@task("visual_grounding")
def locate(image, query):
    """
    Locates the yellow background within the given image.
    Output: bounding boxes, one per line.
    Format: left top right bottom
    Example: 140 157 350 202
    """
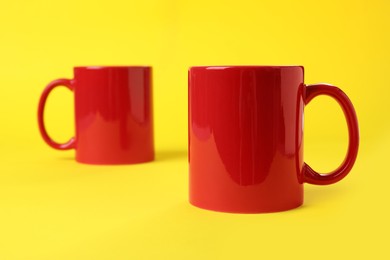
1 0 389 259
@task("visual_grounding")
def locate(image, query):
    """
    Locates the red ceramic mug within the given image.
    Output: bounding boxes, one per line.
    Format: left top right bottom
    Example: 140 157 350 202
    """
38 66 154 164
188 66 359 213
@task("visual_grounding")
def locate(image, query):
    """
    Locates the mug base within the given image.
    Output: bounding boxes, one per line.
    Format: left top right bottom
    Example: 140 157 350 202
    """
189 200 303 214
75 156 154 165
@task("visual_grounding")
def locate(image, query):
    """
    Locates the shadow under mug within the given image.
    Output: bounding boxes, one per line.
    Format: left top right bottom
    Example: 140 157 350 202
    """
38 66 154 165
188 66 359 213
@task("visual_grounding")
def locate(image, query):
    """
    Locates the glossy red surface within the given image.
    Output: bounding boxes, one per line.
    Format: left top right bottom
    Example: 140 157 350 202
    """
38 66 154 164
188 66 359 213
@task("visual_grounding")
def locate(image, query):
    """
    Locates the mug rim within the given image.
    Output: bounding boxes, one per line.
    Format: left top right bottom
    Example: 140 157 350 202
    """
74 66 151 70
189 65 303 70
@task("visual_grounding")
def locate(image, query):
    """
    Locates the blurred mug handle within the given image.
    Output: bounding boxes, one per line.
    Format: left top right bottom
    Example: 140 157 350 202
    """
37 79 75 150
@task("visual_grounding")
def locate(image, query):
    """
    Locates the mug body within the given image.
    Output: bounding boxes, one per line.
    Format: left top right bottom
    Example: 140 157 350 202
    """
73 66 154 164
189 66 305 213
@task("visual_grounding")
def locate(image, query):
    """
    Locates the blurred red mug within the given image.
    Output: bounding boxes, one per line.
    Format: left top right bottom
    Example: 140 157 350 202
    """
38 66 154 164
188 66 359 213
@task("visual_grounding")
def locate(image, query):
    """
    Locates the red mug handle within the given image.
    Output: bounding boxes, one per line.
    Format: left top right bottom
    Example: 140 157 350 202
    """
38 79 75 150
303 84 359 185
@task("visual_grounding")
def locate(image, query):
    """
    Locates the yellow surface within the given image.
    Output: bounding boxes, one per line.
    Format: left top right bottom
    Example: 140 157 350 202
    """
1 0 389 259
